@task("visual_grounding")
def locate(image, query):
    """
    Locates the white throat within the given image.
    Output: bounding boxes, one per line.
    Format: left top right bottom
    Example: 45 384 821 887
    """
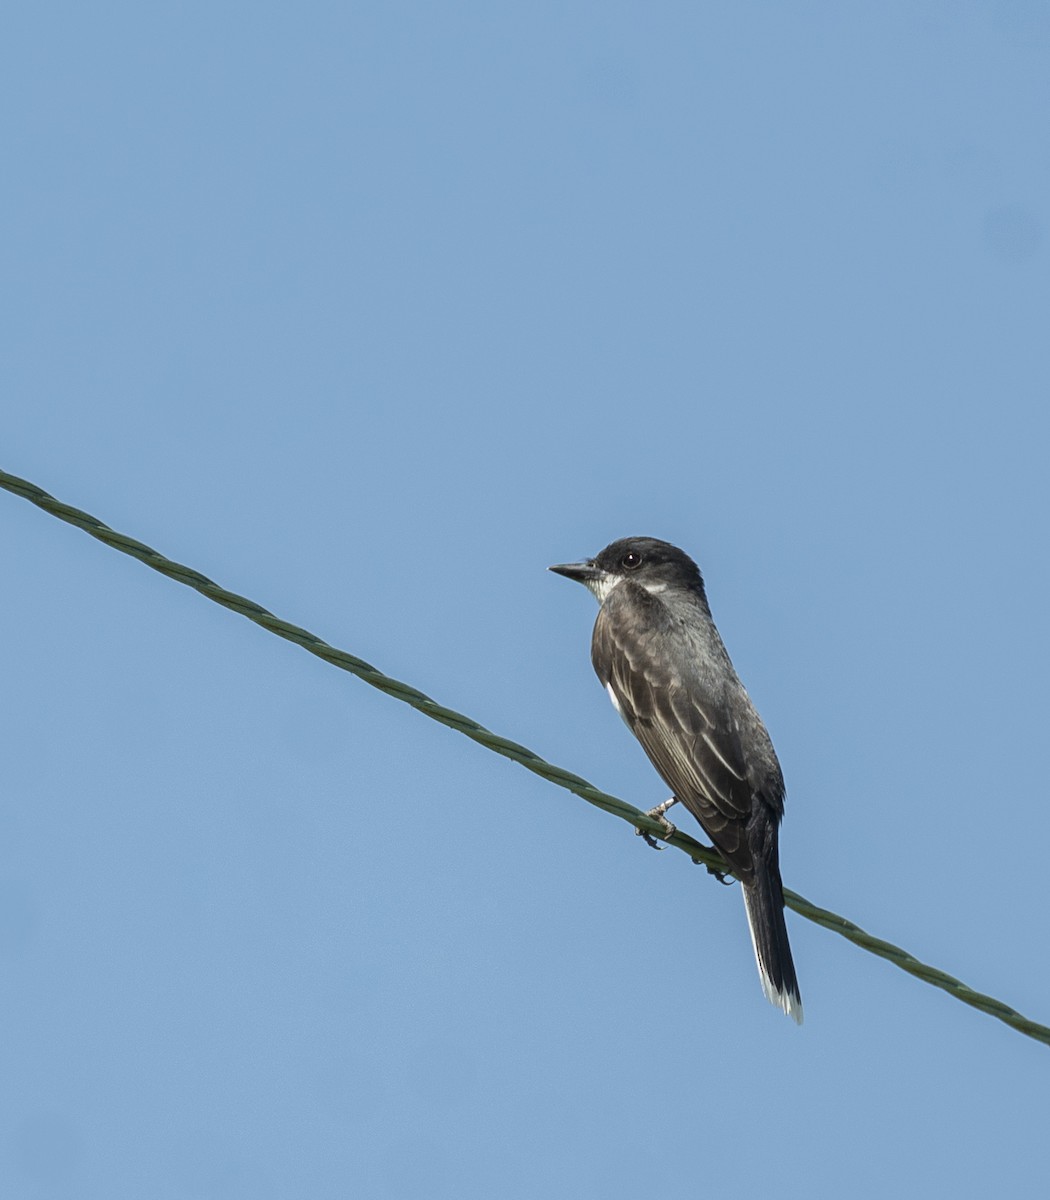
586 572 668 604
584 573 620 604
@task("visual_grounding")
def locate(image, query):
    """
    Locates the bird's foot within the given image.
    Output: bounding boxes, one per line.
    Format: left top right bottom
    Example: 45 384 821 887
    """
635 797 678 850
689 849 734 885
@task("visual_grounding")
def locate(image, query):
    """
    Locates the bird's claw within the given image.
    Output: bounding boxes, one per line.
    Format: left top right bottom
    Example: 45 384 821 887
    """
635 798 678 850
688 851 733 884
637 824 676 850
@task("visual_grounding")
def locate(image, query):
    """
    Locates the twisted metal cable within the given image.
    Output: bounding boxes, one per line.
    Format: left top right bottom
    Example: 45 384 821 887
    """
3 466 1048 1049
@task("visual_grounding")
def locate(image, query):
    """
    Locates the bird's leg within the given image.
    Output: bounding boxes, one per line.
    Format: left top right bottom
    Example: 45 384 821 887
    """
636 796 678 849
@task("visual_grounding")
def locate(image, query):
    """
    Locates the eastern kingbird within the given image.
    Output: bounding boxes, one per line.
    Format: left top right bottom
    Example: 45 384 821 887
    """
550 537 803 1023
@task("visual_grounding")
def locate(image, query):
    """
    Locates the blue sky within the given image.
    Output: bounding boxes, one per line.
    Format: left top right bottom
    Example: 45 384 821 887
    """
4 3 1050 1197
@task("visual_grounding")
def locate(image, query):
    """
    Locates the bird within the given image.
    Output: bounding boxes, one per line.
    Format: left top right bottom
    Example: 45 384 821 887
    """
549 536 803 1022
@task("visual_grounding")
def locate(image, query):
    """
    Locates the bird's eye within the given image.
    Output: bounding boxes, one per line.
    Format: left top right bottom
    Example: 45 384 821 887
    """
621 550 642 570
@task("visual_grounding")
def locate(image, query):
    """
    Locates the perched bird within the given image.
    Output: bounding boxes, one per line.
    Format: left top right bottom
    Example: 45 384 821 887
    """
550 536 802 1022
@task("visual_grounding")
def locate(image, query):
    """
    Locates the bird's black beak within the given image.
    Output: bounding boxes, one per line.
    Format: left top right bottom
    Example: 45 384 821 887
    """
548 558 600 584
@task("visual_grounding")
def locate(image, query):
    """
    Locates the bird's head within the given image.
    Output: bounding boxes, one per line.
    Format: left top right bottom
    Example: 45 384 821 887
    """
549 536 705 604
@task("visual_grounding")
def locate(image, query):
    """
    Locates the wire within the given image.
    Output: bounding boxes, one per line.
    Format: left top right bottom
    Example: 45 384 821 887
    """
3 465 1048 1048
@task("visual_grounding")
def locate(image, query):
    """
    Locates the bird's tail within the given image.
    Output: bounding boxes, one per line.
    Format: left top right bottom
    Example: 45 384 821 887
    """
741 864 803 1024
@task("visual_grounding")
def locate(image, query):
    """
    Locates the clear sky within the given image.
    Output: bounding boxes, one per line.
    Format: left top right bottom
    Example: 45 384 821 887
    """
4 4 1050 1197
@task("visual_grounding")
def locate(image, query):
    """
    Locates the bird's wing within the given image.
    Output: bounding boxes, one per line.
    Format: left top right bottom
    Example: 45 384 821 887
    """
593 596 756 875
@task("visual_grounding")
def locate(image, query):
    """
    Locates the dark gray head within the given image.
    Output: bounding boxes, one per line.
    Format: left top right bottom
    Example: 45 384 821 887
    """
549 536 706 605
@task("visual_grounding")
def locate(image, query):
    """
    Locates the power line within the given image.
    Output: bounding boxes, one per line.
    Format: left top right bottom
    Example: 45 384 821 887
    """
3 465 1048 1049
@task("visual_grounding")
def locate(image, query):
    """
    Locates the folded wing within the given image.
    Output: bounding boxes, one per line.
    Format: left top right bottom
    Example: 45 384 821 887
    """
593 590 758 878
